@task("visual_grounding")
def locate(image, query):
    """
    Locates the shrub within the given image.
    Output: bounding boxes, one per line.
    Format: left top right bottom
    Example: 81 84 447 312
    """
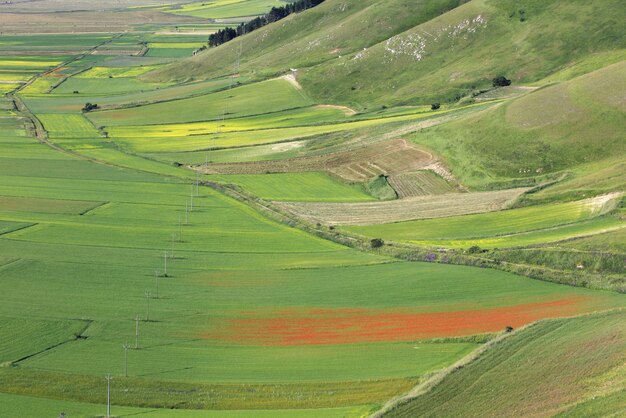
431 103 441 110
467 245 482 254
492 76 512 87
82 102 99 112
370 238 385 249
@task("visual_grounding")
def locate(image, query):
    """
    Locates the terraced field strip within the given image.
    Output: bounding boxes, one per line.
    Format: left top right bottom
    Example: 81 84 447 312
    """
75 66 162 78
409 217 626 249
208 172 375 202
19 76 60 94
52 76 170 95
37 113 100 138
0 196 104 215
88 78 314 127
198 139 435 182
162 0 286 19
0 392 368 418
275 188 528 226
345 193 625 248
388 170 457 198
21 76 243 113
106 110 449 151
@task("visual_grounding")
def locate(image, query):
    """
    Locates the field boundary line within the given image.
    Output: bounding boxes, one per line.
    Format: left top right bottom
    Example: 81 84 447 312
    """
11 319 93 367
78 201 110 216
0 258 23 272
0 223 37 238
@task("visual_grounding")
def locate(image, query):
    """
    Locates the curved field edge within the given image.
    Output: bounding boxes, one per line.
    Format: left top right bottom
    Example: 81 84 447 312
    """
375 309 626 418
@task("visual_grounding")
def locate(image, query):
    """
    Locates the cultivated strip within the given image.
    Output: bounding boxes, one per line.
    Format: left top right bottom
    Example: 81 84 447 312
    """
275 188 529 226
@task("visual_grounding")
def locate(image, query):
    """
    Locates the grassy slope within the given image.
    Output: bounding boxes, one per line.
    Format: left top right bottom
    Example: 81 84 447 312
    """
409 61 626 189
300 0 626 108
148 0 625 110
383 310 626 418
146 0 466 83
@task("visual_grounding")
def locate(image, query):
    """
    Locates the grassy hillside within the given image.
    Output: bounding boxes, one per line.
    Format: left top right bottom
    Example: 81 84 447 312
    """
409 61 626 189
148 0 625 109
146 0 466 82
300 0 626 107
382 310 626 417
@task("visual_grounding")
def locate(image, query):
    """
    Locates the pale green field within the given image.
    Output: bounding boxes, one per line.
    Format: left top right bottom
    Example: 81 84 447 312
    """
164 0 286 19
38 114 100 138
76 66 163 79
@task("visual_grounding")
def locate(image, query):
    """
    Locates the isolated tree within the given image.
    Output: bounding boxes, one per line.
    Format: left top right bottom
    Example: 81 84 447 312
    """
431 103 441 110
82 102 99 112
467 245 482 254
492 76 512 87
370 238 384 249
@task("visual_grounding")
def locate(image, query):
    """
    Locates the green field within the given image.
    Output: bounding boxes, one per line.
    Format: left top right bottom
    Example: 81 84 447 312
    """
53 77 169 95
88 78 314 126
38 114 100 138
162 0 286 19
22 76 242 113
209 172 375 202
20 76 60 94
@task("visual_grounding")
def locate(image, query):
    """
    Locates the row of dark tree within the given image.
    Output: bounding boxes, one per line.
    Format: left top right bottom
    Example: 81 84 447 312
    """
208 0 325 47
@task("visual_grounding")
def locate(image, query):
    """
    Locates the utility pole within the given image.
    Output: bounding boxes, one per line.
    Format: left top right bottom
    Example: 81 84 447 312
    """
145 290 152 322
190 189 194 212
134 315 140 349
185 202 189 224
123 342 130 377
154 270 159 299
171 233 175 259
105 374 112 418
164 250 168 276
178 215 182 241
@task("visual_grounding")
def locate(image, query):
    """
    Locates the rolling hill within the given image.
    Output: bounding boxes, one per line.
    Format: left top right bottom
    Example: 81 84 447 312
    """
147 0 626 109
409 61 626 190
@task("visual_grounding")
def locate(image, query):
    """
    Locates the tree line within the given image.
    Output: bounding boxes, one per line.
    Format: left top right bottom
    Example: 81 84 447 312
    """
208 0 325 47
